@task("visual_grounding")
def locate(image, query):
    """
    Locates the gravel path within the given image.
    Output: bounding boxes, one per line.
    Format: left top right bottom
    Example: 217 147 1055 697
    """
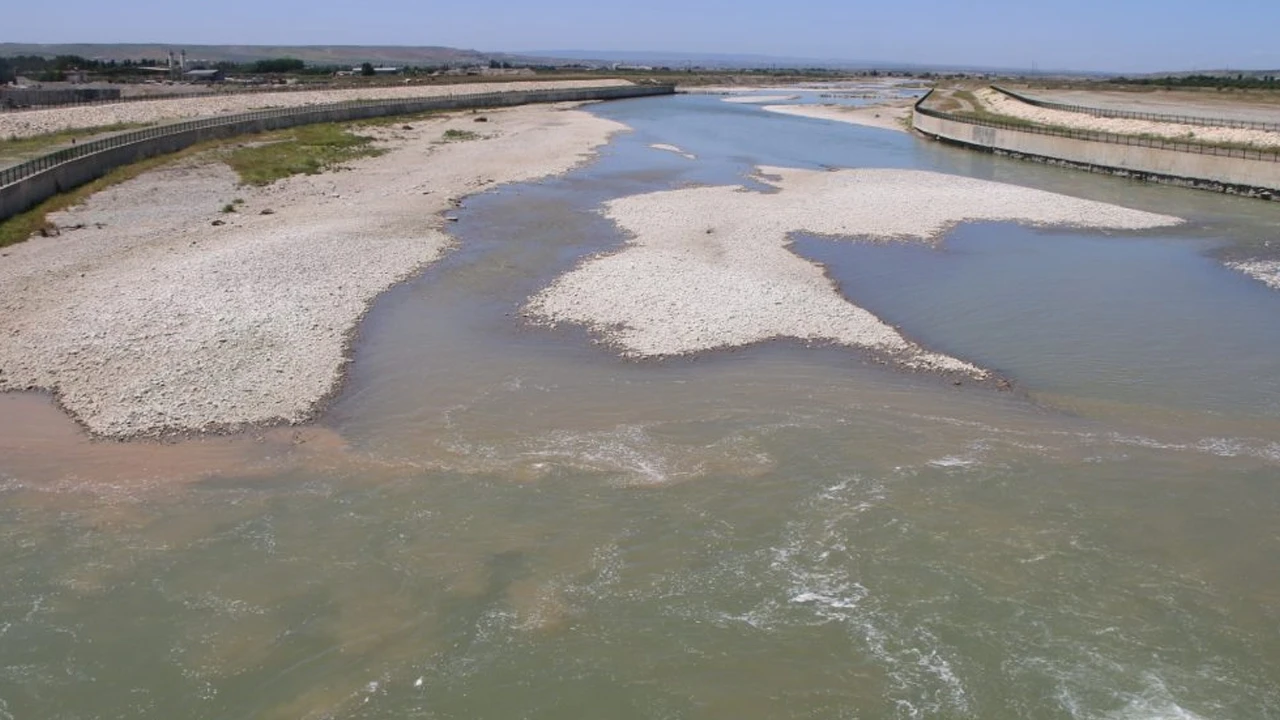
0 99 627 437
974 88 1280 148
525 167 1182 371
0 79 633 139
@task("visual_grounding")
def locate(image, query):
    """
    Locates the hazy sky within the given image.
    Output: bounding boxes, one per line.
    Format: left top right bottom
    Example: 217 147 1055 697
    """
5 0 1278 73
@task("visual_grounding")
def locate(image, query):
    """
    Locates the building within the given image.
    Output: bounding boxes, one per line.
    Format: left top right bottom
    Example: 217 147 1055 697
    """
184 68 225 83
349 66 402 75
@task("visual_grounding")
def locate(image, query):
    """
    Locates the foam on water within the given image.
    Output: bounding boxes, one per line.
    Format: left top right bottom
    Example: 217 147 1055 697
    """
434 422 778 486
766 477 972 718
1060 672 1213 720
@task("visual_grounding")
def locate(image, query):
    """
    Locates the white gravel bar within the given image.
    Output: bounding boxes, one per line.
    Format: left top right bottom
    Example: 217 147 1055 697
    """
526 167 1182 371
0 99 628 437
649 143 696 159
0 79 634 139
1228 260 1280 290
974 88 1280 148
762 102 912 133
721 95 800 104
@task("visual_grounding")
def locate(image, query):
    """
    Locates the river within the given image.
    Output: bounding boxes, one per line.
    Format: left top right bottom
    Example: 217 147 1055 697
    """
1 92 1278 720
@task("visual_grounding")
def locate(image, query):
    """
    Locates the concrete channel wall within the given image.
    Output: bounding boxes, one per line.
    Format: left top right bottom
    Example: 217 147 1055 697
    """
912 94 1280 200
0 84 674 222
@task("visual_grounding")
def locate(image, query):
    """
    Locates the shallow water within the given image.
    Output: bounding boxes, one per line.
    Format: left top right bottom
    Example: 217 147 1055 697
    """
797 224 1280 418
2 93 1280 720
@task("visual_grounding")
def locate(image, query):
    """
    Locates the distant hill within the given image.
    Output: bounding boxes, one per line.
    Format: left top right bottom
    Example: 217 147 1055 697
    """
0 43 546 67
521 49 1113 76
525 49 912 70
3 43 1165 76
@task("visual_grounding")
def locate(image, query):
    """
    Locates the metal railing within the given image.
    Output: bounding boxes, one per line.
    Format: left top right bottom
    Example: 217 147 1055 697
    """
0 85 673 191
913 90 1280 163
990 85 1280 132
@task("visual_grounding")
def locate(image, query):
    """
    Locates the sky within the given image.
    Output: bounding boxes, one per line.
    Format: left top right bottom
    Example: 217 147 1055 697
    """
4 0 1279 74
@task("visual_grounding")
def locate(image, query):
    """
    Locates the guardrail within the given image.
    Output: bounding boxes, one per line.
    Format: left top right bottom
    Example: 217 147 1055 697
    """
913 89 1280 162
990 85 1280 133
0 84 674 217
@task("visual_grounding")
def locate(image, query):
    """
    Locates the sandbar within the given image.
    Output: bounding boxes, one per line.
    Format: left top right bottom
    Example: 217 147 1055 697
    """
722 95 801 104
525 167 1182 371
649 143 696 159
762 101 914 133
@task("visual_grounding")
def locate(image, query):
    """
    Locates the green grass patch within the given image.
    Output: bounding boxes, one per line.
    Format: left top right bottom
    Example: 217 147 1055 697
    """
223 123 385 186
440 128 480 143
952 89 981 110
0 123 149 163
348 109 449 128
930 97 962 112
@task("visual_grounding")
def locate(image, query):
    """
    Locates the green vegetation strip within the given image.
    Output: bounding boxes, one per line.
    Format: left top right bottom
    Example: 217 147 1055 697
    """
440 128 480 142
223 123 385 186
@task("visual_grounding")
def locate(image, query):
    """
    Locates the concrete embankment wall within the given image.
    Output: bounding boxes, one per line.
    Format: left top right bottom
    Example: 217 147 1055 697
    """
912 107 1280 199
0 84 673 222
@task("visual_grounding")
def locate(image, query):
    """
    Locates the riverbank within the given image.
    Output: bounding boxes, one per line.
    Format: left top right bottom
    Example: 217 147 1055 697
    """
973 88 1280 148
0 102 628 438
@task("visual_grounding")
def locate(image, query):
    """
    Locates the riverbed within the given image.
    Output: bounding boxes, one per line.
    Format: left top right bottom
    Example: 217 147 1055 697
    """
2 92 1279 720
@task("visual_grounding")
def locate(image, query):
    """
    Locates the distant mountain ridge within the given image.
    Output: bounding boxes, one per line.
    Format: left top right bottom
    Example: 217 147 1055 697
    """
0 42 1060 73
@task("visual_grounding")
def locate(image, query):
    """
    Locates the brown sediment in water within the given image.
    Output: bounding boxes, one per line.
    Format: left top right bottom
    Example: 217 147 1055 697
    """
0 391 351 490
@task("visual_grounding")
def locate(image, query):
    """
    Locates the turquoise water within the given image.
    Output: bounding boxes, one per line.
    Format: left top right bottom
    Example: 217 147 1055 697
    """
2 93 1280 720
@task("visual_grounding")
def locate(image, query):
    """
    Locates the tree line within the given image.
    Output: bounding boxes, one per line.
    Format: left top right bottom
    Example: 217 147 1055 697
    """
1110 74 1280 89
0 54 532 83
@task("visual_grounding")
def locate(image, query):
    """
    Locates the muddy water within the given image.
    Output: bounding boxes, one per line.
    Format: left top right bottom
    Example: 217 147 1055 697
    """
2 94 1280 719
